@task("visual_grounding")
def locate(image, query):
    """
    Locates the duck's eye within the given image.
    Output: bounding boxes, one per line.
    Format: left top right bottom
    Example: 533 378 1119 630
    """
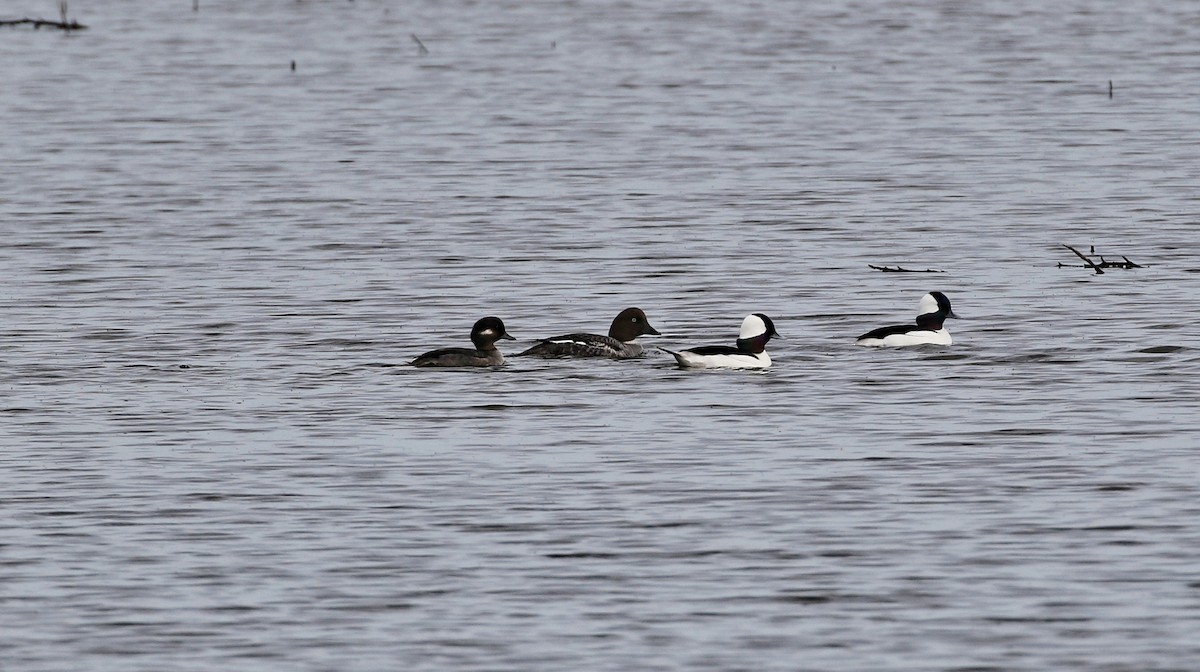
631 317 639 322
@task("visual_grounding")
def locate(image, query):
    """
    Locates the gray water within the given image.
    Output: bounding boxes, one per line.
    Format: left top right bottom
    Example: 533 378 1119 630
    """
3 1 1199 670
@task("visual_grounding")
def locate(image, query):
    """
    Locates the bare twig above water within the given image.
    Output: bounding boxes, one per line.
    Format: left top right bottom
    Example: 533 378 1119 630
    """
1062 244 1104 274
1059 244 1144 273
868 264 945 273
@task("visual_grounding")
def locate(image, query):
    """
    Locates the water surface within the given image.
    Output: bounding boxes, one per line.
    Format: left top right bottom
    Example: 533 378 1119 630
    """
2 1 1199 670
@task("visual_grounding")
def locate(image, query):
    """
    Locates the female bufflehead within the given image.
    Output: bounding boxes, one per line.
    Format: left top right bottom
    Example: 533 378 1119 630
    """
411 316 516 367
856 292 958 347
660 313 780 369
516 307 661 359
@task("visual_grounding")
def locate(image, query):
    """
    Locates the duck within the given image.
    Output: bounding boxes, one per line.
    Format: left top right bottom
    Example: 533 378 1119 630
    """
516 307 661 359
856 292 958 347
660 313 780 369
411 316 515 367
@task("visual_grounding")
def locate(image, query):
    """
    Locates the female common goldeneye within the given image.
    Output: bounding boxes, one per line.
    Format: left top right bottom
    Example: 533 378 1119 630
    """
411 316 516 367
660 313 780 369
856 292 958 347
516 307 661 359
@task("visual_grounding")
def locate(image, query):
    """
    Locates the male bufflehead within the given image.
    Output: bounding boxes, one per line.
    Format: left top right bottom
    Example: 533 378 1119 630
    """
516 307 661 359
411 316 516 367
660 313 780 369
856 292 958 347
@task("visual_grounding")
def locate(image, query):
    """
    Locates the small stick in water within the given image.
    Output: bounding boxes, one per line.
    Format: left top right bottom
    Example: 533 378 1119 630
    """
0 17 86 29
868 264 944 273
411 33 429 55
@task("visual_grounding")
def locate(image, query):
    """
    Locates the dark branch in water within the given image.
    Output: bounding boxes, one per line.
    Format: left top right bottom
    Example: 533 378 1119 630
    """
1062 244 1104 274
868 264 945 273
411 33 429 55
1059 244 1144 273
0 17 87 30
